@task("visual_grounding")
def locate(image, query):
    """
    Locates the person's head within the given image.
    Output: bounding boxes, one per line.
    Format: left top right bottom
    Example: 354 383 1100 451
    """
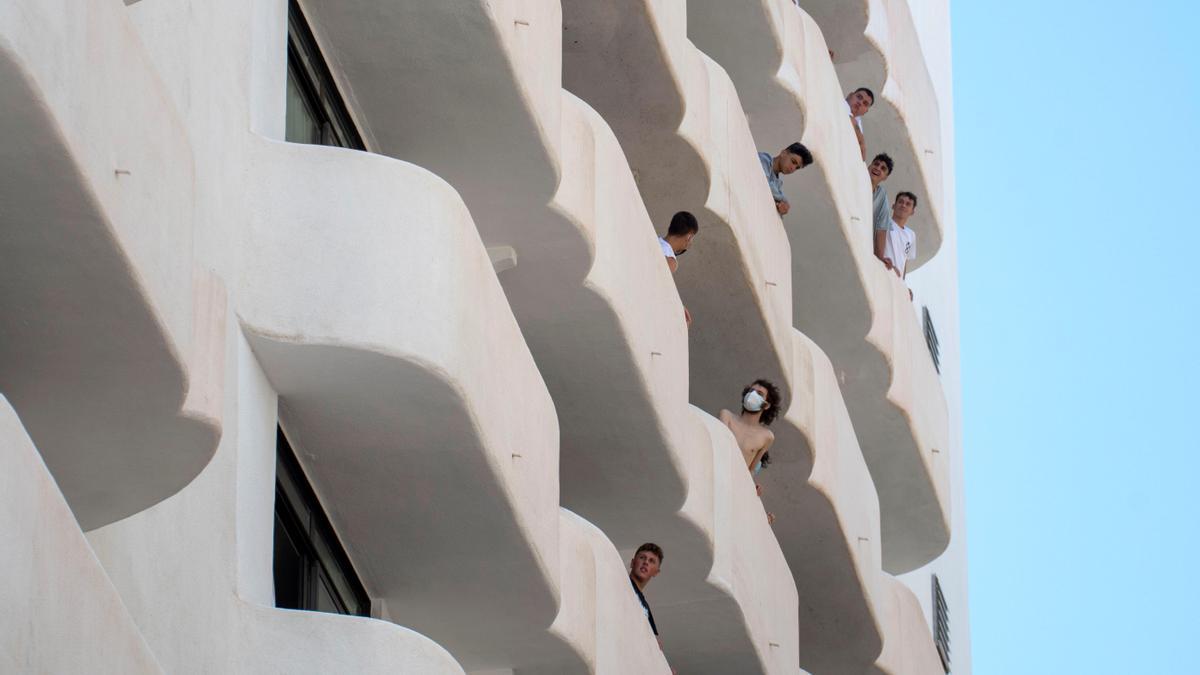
775 142 813 175
630 543 663 586
741 379 782 426
759 451 772 469
892 191 917 223
665 211 699 255
868 153 894 184
846 87 875 117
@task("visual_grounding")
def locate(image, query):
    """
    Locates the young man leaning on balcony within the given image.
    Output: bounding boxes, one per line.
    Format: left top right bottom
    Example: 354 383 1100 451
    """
757 142 813 216
844 87 875 160
720 379 780 524
883 191 919 300
659 211 699 327
630 543 678 673
868 153 895 261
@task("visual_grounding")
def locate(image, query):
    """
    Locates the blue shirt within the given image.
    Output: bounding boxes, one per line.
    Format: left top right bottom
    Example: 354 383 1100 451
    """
873 183 891 232
758 151 788 205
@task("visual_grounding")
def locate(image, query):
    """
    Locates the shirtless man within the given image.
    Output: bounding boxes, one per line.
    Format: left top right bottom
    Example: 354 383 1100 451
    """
719 379 780 470
720 380 781 523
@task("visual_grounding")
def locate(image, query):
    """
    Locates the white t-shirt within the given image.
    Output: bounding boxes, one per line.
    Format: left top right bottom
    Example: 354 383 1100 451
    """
842 99 864 133
883 220 917 277
659 237 676 261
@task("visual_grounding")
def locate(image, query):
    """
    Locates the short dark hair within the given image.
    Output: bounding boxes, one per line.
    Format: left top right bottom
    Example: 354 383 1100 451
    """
759 451 772 469
785 142 813 167
853 87 875 105
636 542 664 564
872 153 894 175
742 379 782 426
895 191 918 209
667 211 699 237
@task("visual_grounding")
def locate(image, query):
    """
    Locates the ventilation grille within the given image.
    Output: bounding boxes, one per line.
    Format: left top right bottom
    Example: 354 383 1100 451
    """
933 574 951 673
923 306 942 373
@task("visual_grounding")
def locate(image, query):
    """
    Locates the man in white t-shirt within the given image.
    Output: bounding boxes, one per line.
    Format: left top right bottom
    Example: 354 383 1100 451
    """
659 211 698 325
882 191 918 299
844 87 875 161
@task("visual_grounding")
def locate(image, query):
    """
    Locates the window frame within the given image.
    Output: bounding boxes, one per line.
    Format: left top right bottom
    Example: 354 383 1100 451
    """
286 0 365 150
273 425 370 617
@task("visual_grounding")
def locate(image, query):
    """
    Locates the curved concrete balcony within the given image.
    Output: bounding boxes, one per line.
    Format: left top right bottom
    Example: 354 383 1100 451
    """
0 396 163 674
0 0 222 530
871 576 945 675
561 0 796 410
687 0 951 574
757 330 887 673
239 139 582 672
237 603 466 674
295 3 802 672
797 0 945 268
533 510 671 675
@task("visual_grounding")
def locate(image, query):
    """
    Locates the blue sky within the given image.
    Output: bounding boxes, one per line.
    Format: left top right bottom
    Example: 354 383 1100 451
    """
956 1 1200 673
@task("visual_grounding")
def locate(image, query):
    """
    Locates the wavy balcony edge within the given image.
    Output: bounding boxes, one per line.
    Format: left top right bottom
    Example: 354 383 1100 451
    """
0 0 222 530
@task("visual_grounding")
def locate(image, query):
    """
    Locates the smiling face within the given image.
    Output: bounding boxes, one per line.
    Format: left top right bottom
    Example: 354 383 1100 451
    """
630 549 661 586
868 157 891 182
847 89 873 117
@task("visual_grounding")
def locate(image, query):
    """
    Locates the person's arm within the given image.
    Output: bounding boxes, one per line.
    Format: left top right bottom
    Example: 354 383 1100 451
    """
666 256 678 273
852 117 867 161
874 228 888 262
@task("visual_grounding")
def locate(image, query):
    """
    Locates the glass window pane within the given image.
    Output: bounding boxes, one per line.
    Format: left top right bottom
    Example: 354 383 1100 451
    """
315 572 347 614
273 510 306 610
285 69 321 145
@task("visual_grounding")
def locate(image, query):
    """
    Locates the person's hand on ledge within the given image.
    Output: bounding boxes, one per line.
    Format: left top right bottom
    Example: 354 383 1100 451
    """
775 200 790 216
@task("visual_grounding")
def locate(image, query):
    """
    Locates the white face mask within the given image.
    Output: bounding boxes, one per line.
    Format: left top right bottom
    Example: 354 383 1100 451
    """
743 390 766 412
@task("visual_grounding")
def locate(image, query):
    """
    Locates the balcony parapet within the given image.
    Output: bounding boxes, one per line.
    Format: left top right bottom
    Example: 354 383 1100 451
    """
0 396 164 674
688 0 950 574
533 510 672 675
235 603 466 675
798 0 945 268
0 0 222 530
871 575 945 675
240 139 581 671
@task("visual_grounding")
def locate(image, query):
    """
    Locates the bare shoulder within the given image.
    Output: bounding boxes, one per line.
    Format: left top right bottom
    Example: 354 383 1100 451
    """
719 409 734 424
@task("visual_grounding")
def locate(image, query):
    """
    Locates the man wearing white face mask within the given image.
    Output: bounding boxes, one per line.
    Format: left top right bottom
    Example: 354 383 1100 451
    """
719 379 779 468
720 380 780 523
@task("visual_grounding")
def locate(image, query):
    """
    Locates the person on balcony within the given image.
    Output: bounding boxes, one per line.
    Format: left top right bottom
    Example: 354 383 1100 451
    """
720 379 780 523
630 542 676 672
845 87 875 161
660 210 698 326
869 153 895 261
883 191 919 300
758 143 813 216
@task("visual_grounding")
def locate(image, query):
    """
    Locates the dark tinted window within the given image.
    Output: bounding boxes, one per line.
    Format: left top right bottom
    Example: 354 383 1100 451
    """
273 426 369 616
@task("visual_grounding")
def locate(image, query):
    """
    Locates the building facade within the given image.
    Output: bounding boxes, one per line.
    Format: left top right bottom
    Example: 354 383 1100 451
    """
0 0 968 673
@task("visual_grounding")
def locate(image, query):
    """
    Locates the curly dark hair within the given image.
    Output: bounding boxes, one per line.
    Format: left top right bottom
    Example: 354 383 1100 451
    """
742 379 782 426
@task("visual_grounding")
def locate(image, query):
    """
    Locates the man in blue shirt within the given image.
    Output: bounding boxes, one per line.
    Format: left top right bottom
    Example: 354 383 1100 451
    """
757 142 813 216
